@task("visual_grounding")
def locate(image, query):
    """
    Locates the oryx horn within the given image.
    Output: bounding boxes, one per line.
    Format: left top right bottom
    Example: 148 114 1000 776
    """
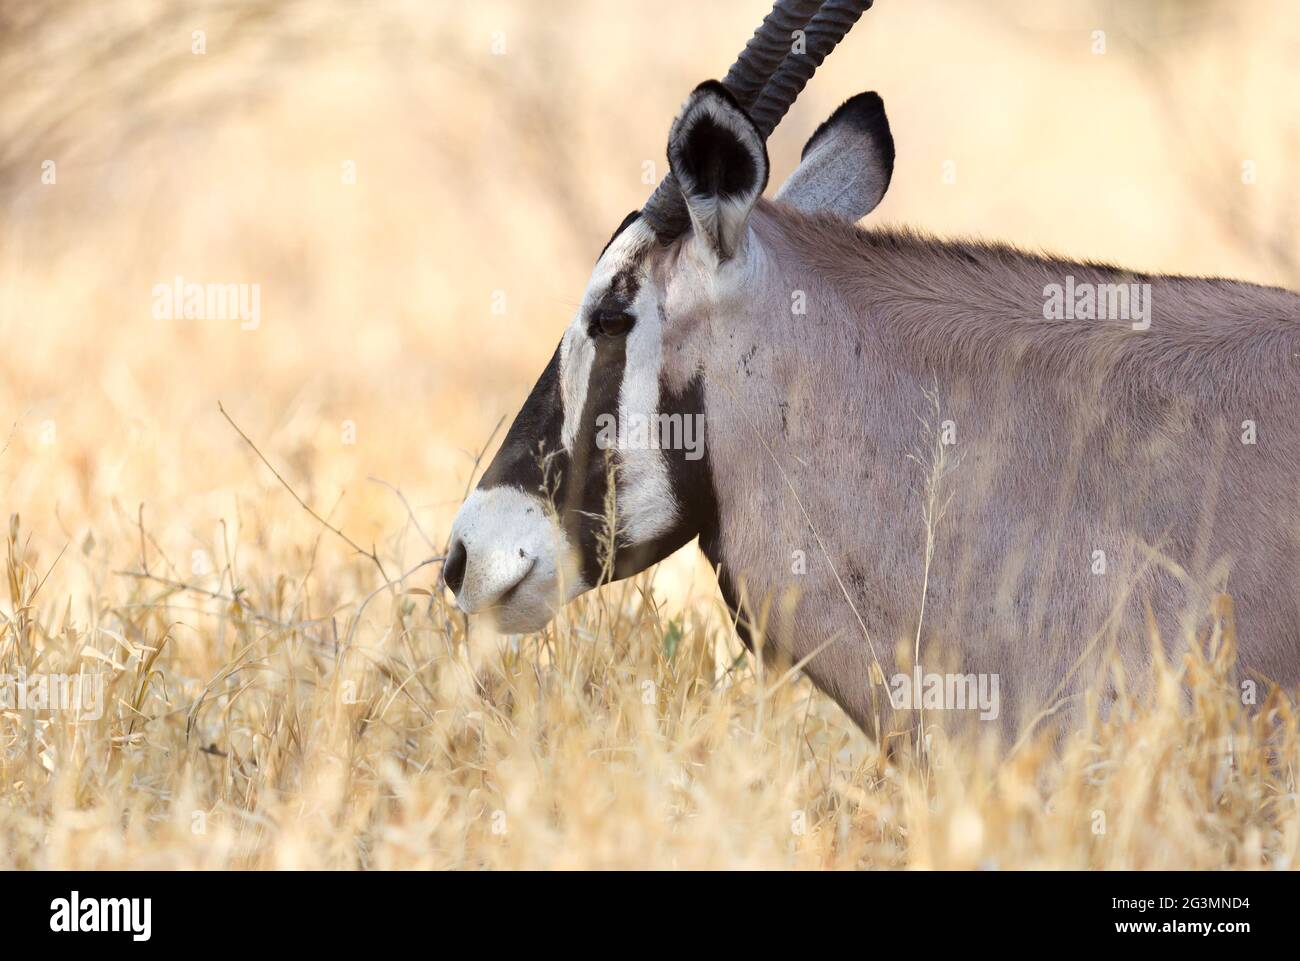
641 0 874 239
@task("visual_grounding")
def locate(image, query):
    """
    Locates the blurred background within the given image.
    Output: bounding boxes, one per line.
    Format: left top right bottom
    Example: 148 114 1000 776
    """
3 0 1298 610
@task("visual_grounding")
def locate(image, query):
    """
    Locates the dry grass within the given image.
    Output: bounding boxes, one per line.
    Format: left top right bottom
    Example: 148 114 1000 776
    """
3 0 1299 869
2 507 1298 869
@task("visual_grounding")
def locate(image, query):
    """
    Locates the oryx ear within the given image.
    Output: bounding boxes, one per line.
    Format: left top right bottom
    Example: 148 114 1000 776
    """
667 80 769 261
775 92 894 222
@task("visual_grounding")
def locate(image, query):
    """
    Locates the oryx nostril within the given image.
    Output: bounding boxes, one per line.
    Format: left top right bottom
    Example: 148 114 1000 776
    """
443 538 468 596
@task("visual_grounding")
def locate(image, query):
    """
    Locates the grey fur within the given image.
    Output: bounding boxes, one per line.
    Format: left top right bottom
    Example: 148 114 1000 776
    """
671 200 1300 738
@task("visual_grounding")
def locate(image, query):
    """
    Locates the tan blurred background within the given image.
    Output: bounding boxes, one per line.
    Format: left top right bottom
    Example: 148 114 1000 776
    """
3 0 1298 609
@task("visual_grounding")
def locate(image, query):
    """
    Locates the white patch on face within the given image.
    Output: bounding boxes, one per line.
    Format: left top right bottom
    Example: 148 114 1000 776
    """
559 327 593 454
447 486 586 634
613 282 678 544
558 217 678 547
559 217 652 452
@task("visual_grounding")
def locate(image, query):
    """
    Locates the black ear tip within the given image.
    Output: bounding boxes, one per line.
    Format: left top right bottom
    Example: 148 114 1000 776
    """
848 91 894 165
847 91 886 119
802 90 894 167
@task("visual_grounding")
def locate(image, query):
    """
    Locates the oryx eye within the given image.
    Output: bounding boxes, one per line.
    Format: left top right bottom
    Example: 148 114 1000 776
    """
595 310 634 337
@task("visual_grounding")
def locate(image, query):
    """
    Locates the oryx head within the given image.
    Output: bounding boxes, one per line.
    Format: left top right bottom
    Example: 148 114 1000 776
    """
443 0 894 633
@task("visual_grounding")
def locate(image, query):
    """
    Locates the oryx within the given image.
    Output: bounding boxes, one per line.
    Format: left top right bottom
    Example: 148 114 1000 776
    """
443 0 1300 737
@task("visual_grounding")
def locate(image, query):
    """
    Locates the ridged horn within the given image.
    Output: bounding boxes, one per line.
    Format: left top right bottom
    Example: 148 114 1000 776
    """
641 0 824 239
641 0 873 240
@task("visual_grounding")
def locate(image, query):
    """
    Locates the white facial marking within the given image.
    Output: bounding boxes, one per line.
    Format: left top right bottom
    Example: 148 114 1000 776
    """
560 217 654 453
559 327 593 453
612 282 677 543
560 217 678 545
447 486 585 634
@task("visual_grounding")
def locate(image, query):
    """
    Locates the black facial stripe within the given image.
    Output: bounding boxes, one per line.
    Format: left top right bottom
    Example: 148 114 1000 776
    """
605 371 718 577
478 344 569 495
566 330 628 588
645 373 749 651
